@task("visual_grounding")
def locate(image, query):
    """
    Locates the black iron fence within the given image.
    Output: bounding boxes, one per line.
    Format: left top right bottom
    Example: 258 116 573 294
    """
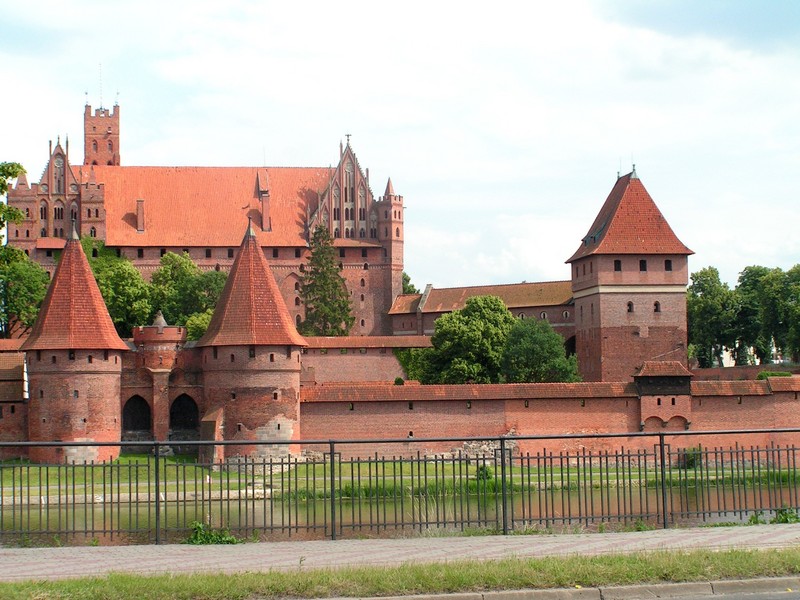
2 429 800 546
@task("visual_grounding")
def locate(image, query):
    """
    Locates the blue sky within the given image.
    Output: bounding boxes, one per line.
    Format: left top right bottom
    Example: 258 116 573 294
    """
2 0 799 290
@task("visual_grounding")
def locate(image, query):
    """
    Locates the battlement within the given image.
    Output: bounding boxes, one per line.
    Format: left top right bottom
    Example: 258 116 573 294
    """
133 325 187 345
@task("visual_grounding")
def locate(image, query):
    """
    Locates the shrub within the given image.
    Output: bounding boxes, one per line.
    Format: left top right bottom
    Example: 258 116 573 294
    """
756 370 792 380
184 521 242 545
675 447 702 470
394 377 405 385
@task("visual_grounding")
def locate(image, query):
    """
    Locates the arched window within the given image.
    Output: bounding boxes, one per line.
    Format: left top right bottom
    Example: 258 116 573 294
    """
627 301 634 313
294 282 300 291
294 297 300 306
107 141 113 152
296 314 301 326
54 203 64 220
395 227 400 238
40 203 48 220
363 263 368 270
95 209 99 218
359 228 365 238
334 228 340 238
360 278 365 287
70 203 78 222
25 208 30 218
40 228 47 237
90 226 97 238
92 140 98 152
540 311 547 320
654 301 661 313
87 208 91 218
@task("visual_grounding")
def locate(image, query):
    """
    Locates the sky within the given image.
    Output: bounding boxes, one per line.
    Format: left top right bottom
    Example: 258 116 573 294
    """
1 0 799 290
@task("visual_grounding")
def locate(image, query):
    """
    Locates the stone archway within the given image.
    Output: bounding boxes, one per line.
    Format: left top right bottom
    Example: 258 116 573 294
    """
122 395 153 449
169 394 200 453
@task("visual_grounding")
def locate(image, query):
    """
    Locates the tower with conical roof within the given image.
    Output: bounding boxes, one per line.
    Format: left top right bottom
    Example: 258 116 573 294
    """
567 170 693 382
21 226 129 463
198 223 307 459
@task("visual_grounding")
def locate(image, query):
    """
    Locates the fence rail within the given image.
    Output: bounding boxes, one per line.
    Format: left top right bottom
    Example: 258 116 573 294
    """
2 429 800 545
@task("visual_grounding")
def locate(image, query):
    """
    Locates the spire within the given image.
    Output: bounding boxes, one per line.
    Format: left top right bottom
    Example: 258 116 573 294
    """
70 219 79 240
567 172 693 263
198 225 306 347
20 234 128 351
384 177 394 197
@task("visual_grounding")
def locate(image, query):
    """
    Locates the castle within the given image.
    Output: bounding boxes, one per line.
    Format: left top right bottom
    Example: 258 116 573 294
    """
2 104 799 463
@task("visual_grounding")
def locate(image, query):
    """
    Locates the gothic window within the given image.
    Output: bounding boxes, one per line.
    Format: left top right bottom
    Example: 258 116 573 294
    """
614 259 621 272
334 208 340 220
95 209 99 218
90 227 97 238
40 228 47 237
25 208 30 218
54 203 64 220
107 141 113 152
25 230 29 238
563 310 570 319
294 282 300 291
92 141 98 152
363 263 368 270
627 301 634 313
70 203 77 222
296 314 301 326
334 228 340 238
40 203 48 220
665 259 673 271
360 278 365 287
654 301 661 313
295 297 300 306
359 228 365 238
395 227 400 238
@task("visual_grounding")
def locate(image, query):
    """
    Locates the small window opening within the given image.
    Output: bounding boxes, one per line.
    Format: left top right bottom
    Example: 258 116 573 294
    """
657 398 662 406
249 346 256 358
68 350 75 360
408 402 414 410
295 248 301 258
228 248 234 258
665 259 673 271
671 397 676 406
73 390 79 398
654 301 661 313
272 248 279 258
270 353 275 362
348 402 354 411
205 249 212 258
639 259 647 272
627 301 634 313
273 391 279 400
614 259 621 272
230 354 235 362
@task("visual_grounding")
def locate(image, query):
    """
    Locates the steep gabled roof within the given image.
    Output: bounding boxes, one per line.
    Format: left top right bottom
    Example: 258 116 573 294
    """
20 232 128 351
636 361 693 378
568 172 693 262
197 225 306 347
78 166 331 247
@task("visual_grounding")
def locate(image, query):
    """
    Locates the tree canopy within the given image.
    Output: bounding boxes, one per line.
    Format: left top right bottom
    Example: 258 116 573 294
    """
402 272 419 294
501 317 580 383
299 226 353 336
0 162 26 243
0 246 49 338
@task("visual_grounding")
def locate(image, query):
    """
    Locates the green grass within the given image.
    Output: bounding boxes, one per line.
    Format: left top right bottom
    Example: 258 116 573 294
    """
1 548 800 599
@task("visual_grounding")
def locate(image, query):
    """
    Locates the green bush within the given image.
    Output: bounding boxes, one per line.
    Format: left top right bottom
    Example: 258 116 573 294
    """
183 521 242 545
675 447 702 470
756 370 792 380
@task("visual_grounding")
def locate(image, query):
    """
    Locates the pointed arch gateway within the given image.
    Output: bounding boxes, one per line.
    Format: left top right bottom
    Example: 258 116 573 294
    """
122 395 152 445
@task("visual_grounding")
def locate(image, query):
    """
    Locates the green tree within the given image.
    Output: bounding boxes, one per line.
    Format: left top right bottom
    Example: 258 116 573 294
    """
416 295 516 384
151 252 227 326
81 238 152 337
0 247 48 337
402 272 419 294
185 308 214 341
732 266 772 364
501 318 580 383
299 226 354 336
687 267 735 368
0 162 25 242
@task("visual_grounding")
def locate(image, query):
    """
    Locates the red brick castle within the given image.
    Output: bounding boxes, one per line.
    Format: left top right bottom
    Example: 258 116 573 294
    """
3 104 799 463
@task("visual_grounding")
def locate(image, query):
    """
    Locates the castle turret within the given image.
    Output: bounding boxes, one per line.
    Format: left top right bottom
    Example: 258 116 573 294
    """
198 223 306 459
567 170 693 382
21 226 128 463
375 177 404 325
83 103 120 166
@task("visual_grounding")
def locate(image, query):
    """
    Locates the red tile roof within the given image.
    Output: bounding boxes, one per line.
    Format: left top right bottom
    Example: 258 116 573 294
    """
35 238 66 250
302 381 638 403
568 173 693 262
0 339 24 352
0 354 24 381
765 376 800 392
636 361 693 377
388 294 422 315
20 235 128 351
198 226 307 347
389 282 573 315
80 166 331 248
304 336 431 349
690 380 771 396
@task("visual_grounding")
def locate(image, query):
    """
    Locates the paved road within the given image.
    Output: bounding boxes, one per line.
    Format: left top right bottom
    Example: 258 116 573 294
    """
2 523 800 598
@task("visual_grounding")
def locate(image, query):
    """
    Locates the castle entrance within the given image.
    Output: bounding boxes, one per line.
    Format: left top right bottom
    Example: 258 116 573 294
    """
121 395 152 451
169 394 200 455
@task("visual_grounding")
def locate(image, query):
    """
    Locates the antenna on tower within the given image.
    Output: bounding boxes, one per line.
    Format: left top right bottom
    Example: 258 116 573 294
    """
115 89 119 106
98 63 103 109
84 90 89 106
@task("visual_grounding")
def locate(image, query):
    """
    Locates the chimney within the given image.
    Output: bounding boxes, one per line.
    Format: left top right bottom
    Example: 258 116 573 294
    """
136 199 145 232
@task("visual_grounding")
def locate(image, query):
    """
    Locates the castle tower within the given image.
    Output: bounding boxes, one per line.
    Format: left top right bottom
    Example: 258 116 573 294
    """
198 223 307 460
567 170 693 382
20 226 129 463
83 103 120 166
375 177 405 305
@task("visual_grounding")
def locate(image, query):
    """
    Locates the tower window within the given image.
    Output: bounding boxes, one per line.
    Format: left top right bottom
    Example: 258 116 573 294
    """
614 259 621 272
627 301 634 313
294 282 300 291
654 301 661 313
360 278 365 287
665 259 673 271
639 259 647 272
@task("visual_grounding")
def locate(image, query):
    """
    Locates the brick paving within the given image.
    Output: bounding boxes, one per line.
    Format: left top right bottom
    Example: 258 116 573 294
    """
2 524 800 583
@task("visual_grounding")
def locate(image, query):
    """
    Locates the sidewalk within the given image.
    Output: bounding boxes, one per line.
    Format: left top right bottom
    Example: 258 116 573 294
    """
2 523 800 584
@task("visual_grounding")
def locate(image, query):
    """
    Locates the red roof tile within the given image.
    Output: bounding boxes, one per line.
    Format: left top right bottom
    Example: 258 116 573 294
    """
35 238 67 250
393 282 572 315
568 173 693 262
388 294 422 315
198 226 307 347
20 235 128 351
302 381 638 403
636 361 693 377
690 380 771 396
0 339 24 352
304 336 431 349
80 166 331 248
0 354 24 381
765 376 800 392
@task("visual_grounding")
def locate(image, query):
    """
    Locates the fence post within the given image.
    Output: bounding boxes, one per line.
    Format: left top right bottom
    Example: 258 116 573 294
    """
658 433 669 529
329 441 337 540
500 437 508 535
154 441 161 544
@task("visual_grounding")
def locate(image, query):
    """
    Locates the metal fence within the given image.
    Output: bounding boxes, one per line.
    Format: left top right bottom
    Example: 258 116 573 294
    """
2 429 800 546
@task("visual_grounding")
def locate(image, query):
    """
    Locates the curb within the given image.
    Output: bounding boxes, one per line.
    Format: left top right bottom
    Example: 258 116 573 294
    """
328 577 800 600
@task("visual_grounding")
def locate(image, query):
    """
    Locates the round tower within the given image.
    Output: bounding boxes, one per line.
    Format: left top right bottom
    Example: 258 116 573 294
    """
21 227 129 463
197 224 306 461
